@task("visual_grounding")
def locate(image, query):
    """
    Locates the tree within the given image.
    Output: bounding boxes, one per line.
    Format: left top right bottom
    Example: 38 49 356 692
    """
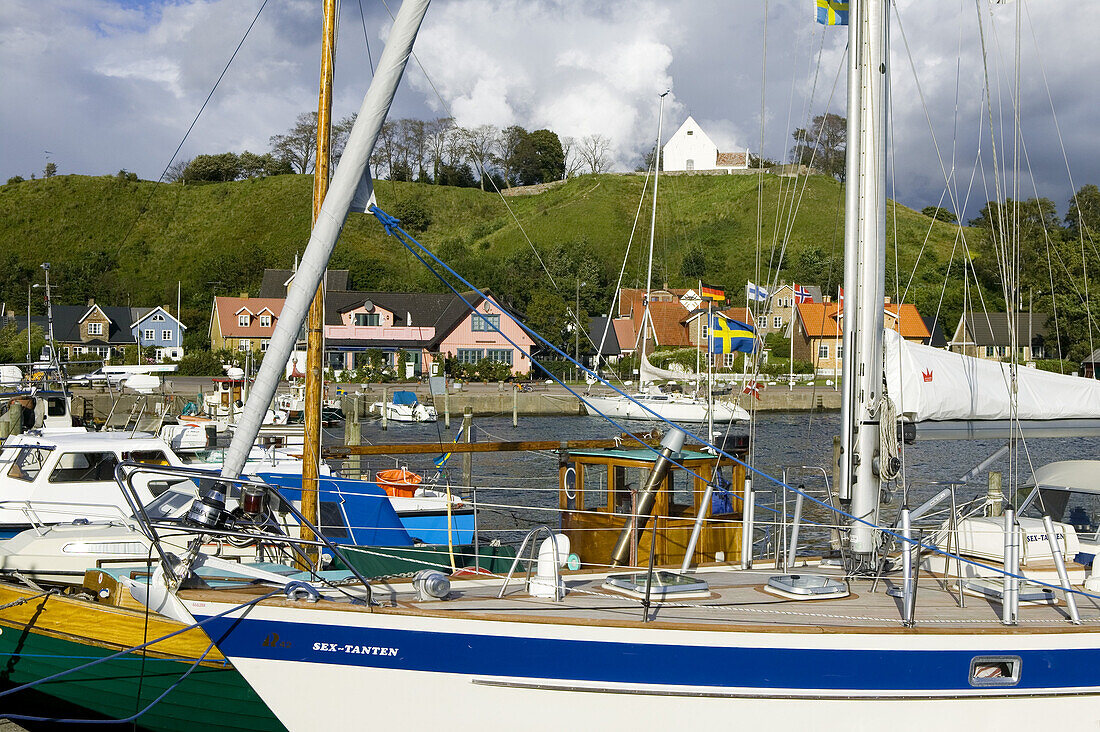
561 136 585 178
922 206 957 223
638 144 663 173
1066 183 1100 237
495 125 527 186
515 129 565 185
6 176 25 185
166 159 190 183
269 112 318 174
43 162 57 178
578 134 612 174
790 112 846 180
748 153 777 169
464 124 499 190
680 245 708 280
182 153 241 183
525 287 571 350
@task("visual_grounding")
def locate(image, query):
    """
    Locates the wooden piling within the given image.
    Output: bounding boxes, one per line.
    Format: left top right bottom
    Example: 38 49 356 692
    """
461 406 473 489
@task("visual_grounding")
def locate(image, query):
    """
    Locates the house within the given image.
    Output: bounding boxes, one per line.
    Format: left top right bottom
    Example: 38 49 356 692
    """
921 315 948 349
1082 349 1100 379
662 116 749 173
9 301 186 362
617 287 696 349
323 289 535 377
585 316 623 367
948 311 1049 362
209 296 284 353
756 283 824 339
794 300 930 376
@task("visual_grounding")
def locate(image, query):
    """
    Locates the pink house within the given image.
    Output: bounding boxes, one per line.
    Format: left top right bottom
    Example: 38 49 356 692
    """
323 290 534 376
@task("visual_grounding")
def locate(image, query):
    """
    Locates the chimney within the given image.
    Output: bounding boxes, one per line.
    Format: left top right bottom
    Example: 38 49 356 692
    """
240 292 249 299
87 298 95 307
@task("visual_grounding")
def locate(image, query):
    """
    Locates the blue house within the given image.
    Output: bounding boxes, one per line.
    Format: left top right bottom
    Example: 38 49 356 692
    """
130 306 186 361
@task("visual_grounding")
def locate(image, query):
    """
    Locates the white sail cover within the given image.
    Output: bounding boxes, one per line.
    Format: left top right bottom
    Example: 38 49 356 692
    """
884 329 1100 421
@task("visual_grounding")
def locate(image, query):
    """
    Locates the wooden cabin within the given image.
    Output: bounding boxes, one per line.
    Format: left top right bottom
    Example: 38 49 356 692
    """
559 445 746 569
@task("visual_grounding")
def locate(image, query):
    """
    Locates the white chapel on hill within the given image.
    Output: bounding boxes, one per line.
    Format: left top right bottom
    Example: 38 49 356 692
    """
662 116 749 173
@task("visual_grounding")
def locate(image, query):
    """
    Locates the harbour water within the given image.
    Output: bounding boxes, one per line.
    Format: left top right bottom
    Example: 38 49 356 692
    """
337 411 1100 554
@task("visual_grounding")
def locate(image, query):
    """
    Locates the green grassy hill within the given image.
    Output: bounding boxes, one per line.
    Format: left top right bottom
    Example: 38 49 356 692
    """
0 172 969 349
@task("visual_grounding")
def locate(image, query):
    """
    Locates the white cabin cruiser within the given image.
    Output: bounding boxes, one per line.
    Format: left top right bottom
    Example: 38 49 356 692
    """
370 390 437 423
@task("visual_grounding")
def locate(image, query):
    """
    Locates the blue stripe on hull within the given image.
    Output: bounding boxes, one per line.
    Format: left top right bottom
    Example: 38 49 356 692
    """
195 615 1100 693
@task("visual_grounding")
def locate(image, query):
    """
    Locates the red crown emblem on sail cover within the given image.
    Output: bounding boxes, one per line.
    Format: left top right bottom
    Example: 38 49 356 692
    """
922 369 933 383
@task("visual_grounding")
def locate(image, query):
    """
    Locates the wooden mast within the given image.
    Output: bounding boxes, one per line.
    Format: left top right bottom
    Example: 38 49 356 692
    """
302 0 337 560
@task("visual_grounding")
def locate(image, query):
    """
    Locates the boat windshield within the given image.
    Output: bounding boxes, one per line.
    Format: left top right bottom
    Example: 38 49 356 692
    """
140 488 196 520
5 446 51 483
1020 487 1100 542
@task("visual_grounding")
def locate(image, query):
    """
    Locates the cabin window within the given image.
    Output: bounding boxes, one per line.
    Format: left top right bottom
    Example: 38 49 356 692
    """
472 314 500 332
670 470 694 515
87 322 103 336
582 463 608 510
487 349 512 365
319 501 349 539
5 446 50 482
354 313 379 326
162 329 172 341
46 398 67 417
1022 488 1100 541
125 450 169 466
613 466 645 515
49 452 119 483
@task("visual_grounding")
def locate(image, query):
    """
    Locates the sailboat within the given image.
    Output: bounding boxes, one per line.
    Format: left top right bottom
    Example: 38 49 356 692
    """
582 94 750 425
121 1 1100 729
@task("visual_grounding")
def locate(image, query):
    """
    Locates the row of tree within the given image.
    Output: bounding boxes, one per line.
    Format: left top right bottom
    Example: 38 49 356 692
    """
169 113 617 189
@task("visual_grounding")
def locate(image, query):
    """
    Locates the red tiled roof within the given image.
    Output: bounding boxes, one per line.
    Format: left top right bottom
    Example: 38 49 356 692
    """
797 302 930 340
648 301 692 346
716 151 748 167
214 297 285 338
613 318 636 351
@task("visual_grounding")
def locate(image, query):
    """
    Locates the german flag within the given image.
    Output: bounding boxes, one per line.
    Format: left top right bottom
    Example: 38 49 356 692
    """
700 283 725 302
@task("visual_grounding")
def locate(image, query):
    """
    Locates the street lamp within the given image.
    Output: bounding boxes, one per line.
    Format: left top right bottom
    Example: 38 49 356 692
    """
575 279 586 382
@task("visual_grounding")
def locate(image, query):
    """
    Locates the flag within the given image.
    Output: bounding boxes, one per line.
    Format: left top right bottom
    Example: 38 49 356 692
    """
746 281 769 302
710 314 756 354
794 284 813 303
434 424 466 469
742 380 764 400
700 283 726 302
838 286 844 311
816 0 849 25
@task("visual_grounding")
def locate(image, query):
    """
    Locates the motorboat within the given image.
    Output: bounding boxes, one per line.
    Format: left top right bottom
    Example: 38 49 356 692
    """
370 390 437 422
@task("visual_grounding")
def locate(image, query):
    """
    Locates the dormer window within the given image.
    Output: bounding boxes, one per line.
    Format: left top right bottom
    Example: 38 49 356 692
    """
238 313 250 327
259 315 272 328
87 322 103 336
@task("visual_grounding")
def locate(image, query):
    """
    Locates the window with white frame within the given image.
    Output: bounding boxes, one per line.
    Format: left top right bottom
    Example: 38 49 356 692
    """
143 329 155 341
471 313 500 332
354 313 379 326
238 313 249 327
260 340 270 352
724 352 736 367
152 314 164 322
487 349 513 365
238 342 250 352
773 316 782 329
259 315 271 328
837 343 844 360
456 349 483 364
162 329 172 341
87 322 103 336
818 343 830 360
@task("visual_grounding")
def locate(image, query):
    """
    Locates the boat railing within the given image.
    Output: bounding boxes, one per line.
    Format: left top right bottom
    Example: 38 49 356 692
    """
113 462 377 602
498 525 565 601
772 465 842 572
0 499 135 535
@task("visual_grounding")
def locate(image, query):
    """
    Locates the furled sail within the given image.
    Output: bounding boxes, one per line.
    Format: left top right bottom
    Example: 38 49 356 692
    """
884 329 1100 421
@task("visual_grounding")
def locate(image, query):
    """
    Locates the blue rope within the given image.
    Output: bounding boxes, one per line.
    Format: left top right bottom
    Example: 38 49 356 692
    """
369 206 1100 602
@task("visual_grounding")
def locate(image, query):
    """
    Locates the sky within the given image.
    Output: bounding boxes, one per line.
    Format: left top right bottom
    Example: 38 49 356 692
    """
2 0 1099 221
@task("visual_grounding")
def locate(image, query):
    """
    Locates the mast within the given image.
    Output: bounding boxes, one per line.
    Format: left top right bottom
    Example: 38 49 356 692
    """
219 0 431 481
840 0 888 557
640 90 669 388
301 0 337 555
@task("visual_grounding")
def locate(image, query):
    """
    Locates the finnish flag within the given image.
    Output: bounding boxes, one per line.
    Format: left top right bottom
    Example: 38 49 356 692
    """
746 281 769 302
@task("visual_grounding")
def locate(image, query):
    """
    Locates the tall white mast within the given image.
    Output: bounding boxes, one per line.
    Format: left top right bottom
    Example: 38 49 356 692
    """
219 0 431 480
840 0 888 556
640 91 669 388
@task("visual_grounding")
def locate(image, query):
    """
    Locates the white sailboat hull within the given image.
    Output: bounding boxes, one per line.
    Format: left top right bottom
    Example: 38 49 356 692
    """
583 393 749 423
189 599 1100 731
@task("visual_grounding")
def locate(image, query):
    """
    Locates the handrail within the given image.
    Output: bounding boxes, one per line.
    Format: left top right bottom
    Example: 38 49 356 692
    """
497 525 564 601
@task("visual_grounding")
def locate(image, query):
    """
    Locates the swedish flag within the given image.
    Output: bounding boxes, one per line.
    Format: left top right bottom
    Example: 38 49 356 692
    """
710 315 757 355
816 0 849 25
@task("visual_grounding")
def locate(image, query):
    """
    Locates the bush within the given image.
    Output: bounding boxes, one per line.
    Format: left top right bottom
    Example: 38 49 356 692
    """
176 349 225 376
6 176 25 185
1034 359 1077 374
391 199 432 232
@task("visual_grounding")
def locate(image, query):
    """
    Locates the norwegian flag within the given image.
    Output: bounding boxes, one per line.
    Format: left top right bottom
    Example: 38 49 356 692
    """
742 380 764 400
794 284 812 303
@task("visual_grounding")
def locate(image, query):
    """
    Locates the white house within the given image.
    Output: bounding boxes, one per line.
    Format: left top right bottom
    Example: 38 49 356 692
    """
662 116 749 173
